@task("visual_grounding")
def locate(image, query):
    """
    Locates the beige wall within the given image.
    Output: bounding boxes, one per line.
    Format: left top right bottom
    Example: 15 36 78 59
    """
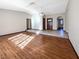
0 9 31 35
65 0 79 56
45 14 65 30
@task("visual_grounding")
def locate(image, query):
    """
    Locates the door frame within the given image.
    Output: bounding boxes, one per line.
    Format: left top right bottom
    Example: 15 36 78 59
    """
47 18 53 30
27 18 31 30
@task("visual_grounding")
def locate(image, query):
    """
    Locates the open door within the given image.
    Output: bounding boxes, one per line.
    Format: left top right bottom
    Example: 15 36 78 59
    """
47 18 53 30
27 19 31 30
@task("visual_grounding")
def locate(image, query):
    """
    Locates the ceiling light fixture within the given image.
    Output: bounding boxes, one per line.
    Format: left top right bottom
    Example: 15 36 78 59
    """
27 1 45 15
29 2 35 5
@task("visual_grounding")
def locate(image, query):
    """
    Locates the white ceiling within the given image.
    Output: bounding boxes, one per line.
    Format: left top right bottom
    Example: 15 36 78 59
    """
0 0 68 15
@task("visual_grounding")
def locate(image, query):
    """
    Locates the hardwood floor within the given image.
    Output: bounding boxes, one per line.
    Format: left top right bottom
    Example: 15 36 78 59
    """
0 32 78 59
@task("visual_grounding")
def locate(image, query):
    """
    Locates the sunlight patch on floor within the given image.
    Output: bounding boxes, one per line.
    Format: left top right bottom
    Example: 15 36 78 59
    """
8 33 35 49
36 31 41 35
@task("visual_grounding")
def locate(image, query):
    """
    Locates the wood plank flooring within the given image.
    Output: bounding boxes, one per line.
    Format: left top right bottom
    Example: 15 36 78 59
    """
0 32 78 59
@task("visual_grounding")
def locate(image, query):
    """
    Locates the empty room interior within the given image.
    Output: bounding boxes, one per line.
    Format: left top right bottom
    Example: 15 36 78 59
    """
0 0 79 59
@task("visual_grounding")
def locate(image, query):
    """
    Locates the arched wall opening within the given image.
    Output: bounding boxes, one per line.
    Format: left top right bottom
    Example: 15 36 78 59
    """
57 16 64 30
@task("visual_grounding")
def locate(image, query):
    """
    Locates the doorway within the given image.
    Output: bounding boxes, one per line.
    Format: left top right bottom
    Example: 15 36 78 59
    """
57 16 64 30
26 19 31 30
43 18 46 30
47 18 53 30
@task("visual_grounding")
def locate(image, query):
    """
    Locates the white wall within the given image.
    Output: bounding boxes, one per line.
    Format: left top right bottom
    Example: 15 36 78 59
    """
0 9 31 35
31 14 43 30
46 14 65 30
65 0 79 56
